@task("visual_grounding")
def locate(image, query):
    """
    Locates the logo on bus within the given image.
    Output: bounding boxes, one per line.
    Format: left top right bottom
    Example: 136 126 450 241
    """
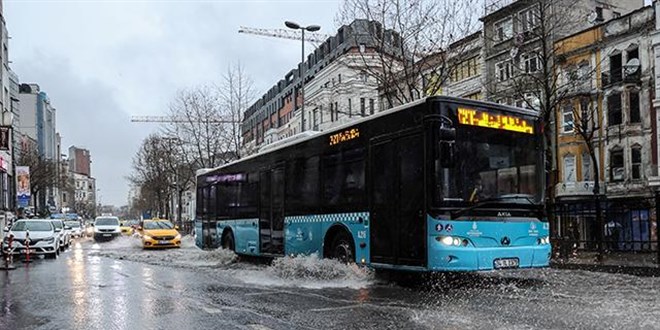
468 222 482 237
497 212 511 217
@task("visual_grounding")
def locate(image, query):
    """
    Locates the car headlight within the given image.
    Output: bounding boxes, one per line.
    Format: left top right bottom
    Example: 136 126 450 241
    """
175 234 181 239
143 235 152 240
44 237 55 243
94 228 101 233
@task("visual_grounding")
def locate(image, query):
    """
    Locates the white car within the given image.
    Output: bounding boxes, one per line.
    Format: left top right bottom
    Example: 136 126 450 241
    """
93 216 121 241
65 220 83 238
2 219 60 259
50 219 71 251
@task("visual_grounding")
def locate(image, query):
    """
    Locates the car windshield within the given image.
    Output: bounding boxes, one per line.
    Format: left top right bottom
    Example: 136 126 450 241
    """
12 221 53 232
51 221 64 229
144 221 174 230
65 221 80 228
96 218 119 226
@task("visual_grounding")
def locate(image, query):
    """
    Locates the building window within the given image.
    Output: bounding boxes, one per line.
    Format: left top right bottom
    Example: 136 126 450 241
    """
610 149 624 182
495 18 513 42
359 44 366 53
451 56 480 82
334 102 338 120
563 154 576 182
369 99 375 115
582 153 592 181
609 53 622 84
518 7 538 32
496 60 512 82
360 98 366 116
607 93 622 126
522 52 539 73
629 90 640 123
631 147 642 180
562 103 574 133
348 99 352 118
464 92 482 100
338 74 341 84
360 72 368 83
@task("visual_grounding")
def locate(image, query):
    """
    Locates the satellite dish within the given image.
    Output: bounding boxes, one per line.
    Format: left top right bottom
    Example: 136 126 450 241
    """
587 12 598 24
624 58 640 75
510 47 519 59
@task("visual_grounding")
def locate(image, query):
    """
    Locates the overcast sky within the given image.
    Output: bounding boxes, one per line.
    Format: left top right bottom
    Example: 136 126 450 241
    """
5 0 340 206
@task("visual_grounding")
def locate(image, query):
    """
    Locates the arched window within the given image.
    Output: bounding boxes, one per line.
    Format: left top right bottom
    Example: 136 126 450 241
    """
610 148 624 182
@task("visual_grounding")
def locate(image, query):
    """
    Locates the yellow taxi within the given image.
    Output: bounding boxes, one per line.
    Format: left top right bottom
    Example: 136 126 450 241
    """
120 220 139 236
139 219 181 249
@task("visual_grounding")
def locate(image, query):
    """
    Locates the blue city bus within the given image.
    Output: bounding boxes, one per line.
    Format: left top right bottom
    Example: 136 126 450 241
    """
195 96 551 271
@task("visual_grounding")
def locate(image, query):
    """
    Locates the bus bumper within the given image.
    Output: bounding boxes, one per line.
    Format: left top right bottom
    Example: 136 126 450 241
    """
428 244 551 272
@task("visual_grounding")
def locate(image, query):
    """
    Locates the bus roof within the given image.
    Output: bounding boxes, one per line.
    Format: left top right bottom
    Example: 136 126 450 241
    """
199 96 539 176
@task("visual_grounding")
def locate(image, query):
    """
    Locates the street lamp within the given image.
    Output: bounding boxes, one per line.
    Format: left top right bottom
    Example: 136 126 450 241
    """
285 20 320 133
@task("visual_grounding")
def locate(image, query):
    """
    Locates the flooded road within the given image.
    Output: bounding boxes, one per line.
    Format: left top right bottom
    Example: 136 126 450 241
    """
1 237 659 329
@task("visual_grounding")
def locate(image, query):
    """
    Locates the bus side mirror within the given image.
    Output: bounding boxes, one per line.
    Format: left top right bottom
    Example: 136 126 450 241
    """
438 126 455 168
439 141 454 167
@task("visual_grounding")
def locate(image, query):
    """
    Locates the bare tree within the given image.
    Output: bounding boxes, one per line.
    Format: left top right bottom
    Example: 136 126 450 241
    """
336 0 480 107
218 62 256 159
129 134 174 218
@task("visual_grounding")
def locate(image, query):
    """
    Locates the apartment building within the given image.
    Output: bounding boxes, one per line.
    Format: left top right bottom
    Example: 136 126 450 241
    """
553 5 656 249
241 19 397 153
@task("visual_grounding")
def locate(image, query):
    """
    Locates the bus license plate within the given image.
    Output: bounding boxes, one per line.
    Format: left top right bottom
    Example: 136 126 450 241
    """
159 240 170 245
494 258 519 269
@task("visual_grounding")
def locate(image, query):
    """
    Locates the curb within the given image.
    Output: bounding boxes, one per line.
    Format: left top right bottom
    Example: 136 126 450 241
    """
551 260 660 277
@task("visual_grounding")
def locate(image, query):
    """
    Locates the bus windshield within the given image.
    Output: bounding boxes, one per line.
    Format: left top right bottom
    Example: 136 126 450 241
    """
434 124 542 207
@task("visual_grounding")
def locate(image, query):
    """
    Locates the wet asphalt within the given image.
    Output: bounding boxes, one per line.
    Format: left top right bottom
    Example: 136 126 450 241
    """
1 238 660 330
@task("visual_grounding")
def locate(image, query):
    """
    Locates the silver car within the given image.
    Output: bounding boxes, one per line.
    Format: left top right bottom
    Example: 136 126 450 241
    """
2 219 60 259
50 219 71 251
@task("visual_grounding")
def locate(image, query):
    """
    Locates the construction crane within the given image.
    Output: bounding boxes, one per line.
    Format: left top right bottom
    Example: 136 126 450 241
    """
130 115 239 123
238 26 333 45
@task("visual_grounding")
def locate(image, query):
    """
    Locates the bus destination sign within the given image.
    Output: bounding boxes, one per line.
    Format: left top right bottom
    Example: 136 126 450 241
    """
457 107 534 134
329 128 360 146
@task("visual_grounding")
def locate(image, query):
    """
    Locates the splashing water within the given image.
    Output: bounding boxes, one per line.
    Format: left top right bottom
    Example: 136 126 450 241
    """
88 235 237 268
238 254 374 289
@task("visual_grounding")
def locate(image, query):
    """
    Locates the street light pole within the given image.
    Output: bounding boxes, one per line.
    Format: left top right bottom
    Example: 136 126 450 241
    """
285 21 320 133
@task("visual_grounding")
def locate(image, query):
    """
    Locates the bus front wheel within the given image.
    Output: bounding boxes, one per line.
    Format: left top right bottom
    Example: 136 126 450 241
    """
330 231 355 263
222 231 235 251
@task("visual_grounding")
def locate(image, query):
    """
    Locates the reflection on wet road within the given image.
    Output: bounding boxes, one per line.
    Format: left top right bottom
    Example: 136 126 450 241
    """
1 237 659 329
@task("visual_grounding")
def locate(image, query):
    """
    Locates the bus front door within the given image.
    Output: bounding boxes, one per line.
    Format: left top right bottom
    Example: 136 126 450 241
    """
259 167 285 256
370 133 426 267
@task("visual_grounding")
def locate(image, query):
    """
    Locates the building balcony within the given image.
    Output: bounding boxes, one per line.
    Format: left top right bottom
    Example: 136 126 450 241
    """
555 181 605 198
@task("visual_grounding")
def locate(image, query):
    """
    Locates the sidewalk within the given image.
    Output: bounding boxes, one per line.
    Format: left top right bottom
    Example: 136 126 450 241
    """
551 251 660 277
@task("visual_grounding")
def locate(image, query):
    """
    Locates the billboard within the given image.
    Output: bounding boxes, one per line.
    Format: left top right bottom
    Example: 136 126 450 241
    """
0 126 9 151
16 166 30 208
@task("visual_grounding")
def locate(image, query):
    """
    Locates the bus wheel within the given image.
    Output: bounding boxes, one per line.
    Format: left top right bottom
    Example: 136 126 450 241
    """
330 231 355 263
222 231 235 251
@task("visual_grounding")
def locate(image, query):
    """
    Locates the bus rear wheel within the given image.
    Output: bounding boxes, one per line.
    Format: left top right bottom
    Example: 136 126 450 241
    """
222 231 235 251
330 231 355 263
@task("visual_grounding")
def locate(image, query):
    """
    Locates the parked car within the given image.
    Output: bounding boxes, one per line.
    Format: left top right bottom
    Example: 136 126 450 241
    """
139 219 181 249
93 216 121 241
65 220 83 238
2 219 60 259
50 219 71 251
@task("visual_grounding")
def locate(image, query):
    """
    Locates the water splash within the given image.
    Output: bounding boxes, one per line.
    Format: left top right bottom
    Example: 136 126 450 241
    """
89 235 237 268
238 254 374 289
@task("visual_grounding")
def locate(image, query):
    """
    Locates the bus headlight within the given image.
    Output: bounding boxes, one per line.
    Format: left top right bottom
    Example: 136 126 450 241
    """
439 236 454 246
538 236 550 245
